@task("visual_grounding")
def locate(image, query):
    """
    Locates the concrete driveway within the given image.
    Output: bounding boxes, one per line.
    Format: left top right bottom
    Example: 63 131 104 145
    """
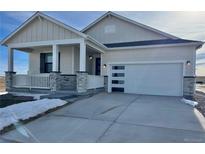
1 93 205 143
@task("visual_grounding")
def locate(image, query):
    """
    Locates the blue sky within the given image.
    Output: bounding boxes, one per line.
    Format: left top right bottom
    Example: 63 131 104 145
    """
0 11 205 75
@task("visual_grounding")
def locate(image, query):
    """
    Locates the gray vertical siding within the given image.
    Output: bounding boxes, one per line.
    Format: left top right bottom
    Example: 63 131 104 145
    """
84 15 168 44
7 17 80 44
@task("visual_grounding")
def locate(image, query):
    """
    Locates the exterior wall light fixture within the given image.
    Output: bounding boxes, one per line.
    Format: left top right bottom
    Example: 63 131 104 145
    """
186 60 191 66
89 56 93 60
103 64 107 68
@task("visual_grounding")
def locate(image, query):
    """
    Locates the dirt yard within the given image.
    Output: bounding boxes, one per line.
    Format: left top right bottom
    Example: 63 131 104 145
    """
0 93 34 108
0 76 5 92
195 92 205 117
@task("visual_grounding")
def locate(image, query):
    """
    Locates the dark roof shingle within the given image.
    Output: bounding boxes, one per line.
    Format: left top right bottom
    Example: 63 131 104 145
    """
104 39 201 48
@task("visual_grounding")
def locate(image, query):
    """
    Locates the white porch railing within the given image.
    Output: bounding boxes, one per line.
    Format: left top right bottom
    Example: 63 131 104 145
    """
87 75 104 89
13 74 50 89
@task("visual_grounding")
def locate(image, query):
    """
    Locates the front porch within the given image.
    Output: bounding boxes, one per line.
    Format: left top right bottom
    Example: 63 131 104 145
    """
5 39 106 94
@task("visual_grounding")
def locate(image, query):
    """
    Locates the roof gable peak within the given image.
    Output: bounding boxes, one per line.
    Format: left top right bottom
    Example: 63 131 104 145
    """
1 11 87 45
81 11 179 39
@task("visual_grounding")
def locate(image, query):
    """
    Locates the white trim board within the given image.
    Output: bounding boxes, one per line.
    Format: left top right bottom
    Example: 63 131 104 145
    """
71 46 75 74
7 38 85 48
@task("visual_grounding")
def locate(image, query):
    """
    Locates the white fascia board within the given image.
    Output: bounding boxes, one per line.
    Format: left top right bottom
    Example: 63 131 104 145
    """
7 38 85 48
86 41 105 53
86 36 107 49
105 42 203 51
81 12 109 32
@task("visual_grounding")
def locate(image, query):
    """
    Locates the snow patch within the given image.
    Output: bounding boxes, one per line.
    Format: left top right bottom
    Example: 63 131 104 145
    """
181 98 198 107
0 92 8 95
0 99 67 131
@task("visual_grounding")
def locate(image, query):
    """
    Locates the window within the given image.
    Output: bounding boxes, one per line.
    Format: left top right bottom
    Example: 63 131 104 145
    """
112 73 124 77
112 80 124 84
44 53 52 73
112 66 125 70
40 53 60 73
112 87 124 92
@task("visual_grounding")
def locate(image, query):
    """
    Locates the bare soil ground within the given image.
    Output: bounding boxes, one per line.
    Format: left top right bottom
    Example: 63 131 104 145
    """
0 76 5 92
195 91 205 117
0 94 34 108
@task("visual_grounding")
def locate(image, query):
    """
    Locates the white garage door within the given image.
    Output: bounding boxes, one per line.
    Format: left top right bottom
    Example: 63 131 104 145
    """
110 63 183 96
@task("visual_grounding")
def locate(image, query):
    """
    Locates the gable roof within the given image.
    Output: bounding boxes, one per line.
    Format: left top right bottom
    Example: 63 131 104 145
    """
1 11 87 45
104 39 203 48
1 11 203 50
81 11 179 39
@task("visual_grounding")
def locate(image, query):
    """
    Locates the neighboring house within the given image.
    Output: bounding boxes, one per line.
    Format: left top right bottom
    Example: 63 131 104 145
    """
0 11 204 97
196 65 205 84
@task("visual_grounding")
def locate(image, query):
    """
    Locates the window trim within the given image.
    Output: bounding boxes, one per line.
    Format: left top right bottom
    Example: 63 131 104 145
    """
40 52 60 73
44 53 53 73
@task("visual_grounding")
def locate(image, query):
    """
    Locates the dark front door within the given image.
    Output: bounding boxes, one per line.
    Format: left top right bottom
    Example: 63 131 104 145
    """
95 58 101 75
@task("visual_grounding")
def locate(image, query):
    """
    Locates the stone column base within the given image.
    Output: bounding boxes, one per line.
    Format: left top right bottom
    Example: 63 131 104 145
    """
183 76 196 99
5 71 16 91
49 72 61 92
76 71 88 93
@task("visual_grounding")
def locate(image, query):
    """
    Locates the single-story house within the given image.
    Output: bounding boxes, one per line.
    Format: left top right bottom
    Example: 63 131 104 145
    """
1 11 204 97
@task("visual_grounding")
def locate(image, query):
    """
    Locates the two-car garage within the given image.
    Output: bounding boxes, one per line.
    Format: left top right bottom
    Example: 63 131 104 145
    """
109 62 184 96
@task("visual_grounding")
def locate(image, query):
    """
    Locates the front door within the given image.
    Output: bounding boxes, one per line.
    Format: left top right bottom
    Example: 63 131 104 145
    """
95 58 101 75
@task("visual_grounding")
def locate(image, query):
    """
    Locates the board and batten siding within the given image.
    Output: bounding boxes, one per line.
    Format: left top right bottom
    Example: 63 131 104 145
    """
29 46 80 75
101 45 196 76
84 15 168 44
6 17 80 44
28 45 98 75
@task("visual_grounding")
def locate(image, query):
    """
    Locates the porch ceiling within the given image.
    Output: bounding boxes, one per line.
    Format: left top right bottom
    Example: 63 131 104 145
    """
15 44 102 54
16 45 51 52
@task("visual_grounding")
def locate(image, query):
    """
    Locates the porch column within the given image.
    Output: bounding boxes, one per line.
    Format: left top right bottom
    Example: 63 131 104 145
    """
79 41 86 71
76 71 88 94
8 47 14 72
52 44 59 72
50 44 61 92
5 47 15 91
50 72 61 92
77 41 87 94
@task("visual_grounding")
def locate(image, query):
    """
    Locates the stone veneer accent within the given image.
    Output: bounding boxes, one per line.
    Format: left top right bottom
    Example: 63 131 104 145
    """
76 71 88 93
5 71 16 91
59 75 76 90
183 76 196 98
104 76 108 92
49 72 61 92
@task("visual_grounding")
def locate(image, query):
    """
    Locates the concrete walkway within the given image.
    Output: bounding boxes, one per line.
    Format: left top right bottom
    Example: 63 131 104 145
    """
1 92 205 143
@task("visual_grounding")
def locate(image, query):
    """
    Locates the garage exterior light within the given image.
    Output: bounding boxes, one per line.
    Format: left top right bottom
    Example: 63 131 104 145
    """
186 61 191 66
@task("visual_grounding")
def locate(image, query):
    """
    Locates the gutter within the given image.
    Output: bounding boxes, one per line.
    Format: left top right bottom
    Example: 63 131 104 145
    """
105 41 204 51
